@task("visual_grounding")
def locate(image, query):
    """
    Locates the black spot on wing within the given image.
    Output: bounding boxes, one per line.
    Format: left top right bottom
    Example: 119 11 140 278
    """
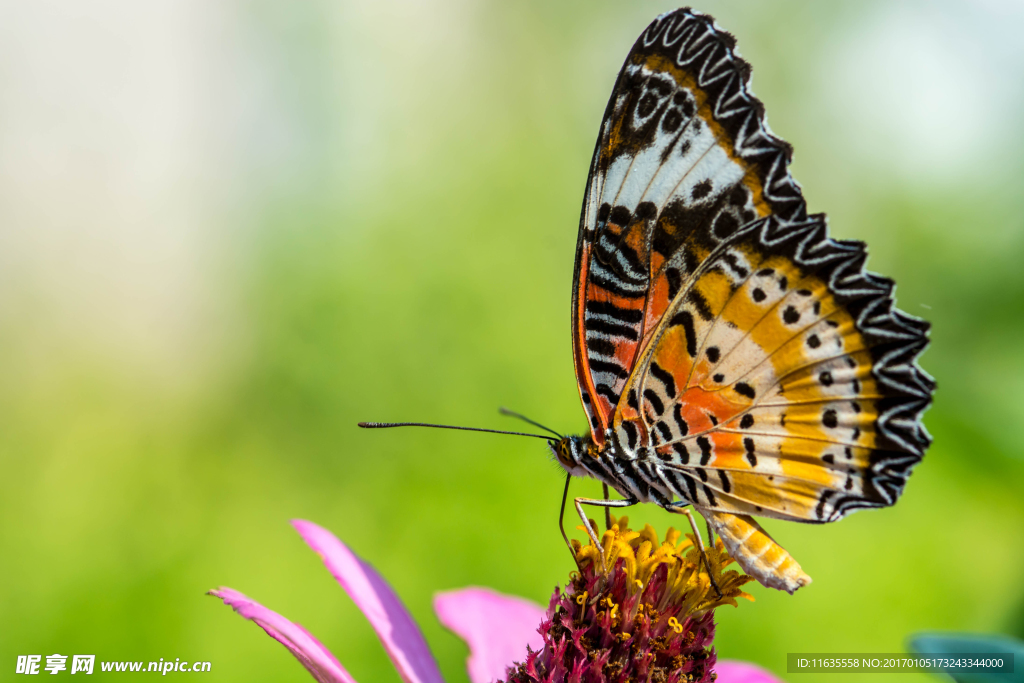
649 362 677 397
643 389 665 416
621 420 638 450
679 471 699 503
665 267 683 300
815 489 835 520
656 421 673 442
703 484 717 507
687 289 714 321
634 201 657 223
672 404 689 436
669 310 697 357
734 382 755 399
609 205 632 228
712 212 740 239
662 108 683 133
743 437 757 466
692 179 713 200
697 436 712 465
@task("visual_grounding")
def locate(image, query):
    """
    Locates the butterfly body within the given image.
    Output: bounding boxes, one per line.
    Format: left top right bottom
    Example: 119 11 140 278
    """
554 433 667 507
562 8 935 593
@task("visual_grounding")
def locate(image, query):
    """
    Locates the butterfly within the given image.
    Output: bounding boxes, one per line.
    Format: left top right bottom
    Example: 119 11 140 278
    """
545 7 935 594
361 6 935 595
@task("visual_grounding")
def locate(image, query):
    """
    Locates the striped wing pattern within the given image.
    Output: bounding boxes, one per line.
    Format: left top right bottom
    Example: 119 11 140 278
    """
571 8 934 525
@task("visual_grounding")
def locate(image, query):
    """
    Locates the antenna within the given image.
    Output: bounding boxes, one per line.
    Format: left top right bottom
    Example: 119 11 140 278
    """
358 422 556 442
498 407 563 439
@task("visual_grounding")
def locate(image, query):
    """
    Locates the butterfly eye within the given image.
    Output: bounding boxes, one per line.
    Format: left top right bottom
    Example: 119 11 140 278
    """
557 441 574 467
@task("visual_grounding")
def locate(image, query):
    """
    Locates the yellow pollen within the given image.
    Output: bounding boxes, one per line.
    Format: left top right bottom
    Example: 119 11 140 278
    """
572 515 755 615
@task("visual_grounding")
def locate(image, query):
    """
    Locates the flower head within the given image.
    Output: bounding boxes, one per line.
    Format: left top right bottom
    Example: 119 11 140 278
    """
502 515 754 683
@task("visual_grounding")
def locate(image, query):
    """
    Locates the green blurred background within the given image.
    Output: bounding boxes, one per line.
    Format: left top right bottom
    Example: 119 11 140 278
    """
2 1 1023 681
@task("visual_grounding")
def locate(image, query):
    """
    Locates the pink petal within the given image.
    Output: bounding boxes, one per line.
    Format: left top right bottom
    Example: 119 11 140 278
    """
715 660 786 683
434 587 546 683
292 520 444 683
210 587 356 683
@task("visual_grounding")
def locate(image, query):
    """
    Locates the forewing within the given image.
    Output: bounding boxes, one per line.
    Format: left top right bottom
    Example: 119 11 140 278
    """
571 8 805 445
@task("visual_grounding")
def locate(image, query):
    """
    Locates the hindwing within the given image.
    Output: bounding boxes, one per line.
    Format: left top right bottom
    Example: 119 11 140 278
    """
570 8 934 522
616 216 934 522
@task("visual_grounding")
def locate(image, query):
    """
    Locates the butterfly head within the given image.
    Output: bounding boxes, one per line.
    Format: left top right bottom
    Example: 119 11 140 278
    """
551 434 590 476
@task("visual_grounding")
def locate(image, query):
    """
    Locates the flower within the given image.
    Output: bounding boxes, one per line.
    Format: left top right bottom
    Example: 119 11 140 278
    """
210 520 543 683
502 515 756 683
210 519 784 683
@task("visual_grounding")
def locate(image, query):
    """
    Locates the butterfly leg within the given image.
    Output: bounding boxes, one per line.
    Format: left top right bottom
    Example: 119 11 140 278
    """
603 483 612 530
570 495 638 572
666 503 722 598
557 473 578 568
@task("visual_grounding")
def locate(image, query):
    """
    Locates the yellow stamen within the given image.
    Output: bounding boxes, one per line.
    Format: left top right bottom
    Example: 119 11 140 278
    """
573 514 754 614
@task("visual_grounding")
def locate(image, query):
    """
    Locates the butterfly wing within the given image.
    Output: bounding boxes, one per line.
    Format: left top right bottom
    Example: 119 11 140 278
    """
571 9 934 587
571 8 806 447
620 215 934 524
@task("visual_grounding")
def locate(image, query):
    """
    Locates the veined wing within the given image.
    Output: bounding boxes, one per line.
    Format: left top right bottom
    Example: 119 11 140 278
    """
571 8 805 446
615 214 934 524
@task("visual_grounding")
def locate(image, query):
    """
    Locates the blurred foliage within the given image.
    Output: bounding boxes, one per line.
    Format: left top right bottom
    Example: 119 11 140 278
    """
1 1 1023 682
